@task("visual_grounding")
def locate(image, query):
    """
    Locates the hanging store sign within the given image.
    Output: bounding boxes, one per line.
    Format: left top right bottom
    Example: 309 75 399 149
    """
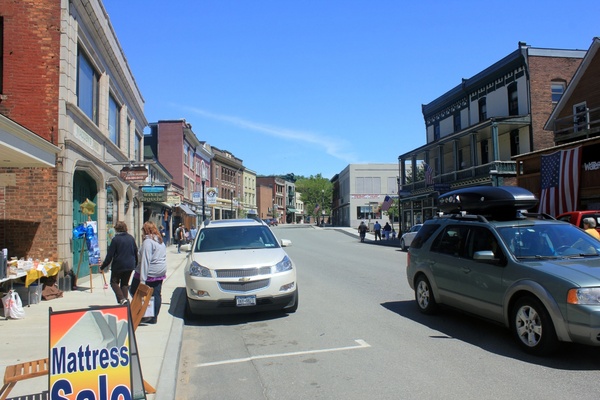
140 186 167 202
120 166 148 182
167 195 180 205
192 192 202 203
206 187 218 205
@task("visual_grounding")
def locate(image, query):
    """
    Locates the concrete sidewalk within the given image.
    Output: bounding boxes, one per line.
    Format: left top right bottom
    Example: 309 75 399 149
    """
0 245 189 399
322 225 402 248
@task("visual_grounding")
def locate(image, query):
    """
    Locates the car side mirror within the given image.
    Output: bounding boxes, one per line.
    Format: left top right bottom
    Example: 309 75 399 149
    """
280 239 292 247
474 250 496 261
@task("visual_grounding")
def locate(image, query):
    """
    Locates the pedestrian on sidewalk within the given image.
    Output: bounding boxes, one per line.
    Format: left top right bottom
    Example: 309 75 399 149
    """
175 223 185 253
131 221 167 324
374 221 382 241
383 222 392 240
100 221 138 305
358 221 368 242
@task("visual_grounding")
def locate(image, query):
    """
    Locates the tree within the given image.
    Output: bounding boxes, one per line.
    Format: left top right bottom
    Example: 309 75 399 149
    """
384 199 401 233
295 174 332 222
405 164 426 184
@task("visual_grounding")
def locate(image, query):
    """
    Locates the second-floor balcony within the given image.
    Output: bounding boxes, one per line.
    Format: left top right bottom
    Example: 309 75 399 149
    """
401 160 517 193
552 105 600 145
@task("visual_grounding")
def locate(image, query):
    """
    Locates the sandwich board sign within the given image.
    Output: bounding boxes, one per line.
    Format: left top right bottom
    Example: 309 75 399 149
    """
48 305 146 399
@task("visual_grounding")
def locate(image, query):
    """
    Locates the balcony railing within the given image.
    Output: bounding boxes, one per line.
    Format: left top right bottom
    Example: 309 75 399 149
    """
553 105 600 144
401 161 516 192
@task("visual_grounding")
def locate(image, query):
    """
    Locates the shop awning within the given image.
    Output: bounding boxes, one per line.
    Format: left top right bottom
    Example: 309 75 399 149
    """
286 208 297 213
0 114 61 167
177 204 196 216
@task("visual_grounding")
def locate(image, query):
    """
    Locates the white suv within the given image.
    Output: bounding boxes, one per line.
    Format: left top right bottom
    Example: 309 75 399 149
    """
184 217 298 316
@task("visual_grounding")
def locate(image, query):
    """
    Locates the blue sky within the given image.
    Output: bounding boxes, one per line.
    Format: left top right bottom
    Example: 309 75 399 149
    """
102 0 600 179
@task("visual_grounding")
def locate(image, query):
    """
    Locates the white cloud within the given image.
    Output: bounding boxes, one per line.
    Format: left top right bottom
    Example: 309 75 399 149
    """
183 106 359 164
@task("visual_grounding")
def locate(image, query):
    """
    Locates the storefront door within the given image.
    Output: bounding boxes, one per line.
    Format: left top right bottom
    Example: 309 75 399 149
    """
72 171 98 279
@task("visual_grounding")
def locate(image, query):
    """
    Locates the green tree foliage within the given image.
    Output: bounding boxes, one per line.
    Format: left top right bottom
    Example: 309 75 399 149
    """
405 164 425 184
295 174 332 219
384 198 401 231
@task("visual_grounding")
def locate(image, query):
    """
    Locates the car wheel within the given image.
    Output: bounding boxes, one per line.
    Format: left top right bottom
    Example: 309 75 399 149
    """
414 275 437 314
401 239 407 251
511 296 558 356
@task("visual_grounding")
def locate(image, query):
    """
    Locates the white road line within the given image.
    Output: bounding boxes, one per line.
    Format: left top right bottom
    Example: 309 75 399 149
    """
196 339 371 368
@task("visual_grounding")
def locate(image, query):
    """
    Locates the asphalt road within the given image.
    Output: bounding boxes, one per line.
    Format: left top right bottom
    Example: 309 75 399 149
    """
176 225 600 400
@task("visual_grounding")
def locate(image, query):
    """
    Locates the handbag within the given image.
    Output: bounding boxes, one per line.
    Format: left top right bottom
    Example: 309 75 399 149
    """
143 296 155 318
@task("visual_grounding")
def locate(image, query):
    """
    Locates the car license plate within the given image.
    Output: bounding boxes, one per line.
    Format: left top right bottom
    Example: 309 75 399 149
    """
236 295 256 307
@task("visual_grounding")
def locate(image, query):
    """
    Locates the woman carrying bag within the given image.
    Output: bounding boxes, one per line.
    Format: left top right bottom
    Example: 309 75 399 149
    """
130 221 167 324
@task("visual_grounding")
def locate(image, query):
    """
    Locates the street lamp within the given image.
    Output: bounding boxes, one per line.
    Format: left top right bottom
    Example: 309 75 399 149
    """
398 156 402 236
201 178 206 222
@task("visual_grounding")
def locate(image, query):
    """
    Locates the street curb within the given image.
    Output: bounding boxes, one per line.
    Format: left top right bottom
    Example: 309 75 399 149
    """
155 287 185 399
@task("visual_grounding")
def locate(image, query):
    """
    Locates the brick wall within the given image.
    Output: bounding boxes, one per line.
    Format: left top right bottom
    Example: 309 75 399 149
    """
528 55 583 151
156 121 184 186
0 0 60 259
0 168 58 260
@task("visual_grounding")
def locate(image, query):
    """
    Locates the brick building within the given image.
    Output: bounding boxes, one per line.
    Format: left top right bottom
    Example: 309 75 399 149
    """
146 120 209 233
210 146 244 220
517 37 600 213
398 42 584 229
257 176 286 224
0 0 147 279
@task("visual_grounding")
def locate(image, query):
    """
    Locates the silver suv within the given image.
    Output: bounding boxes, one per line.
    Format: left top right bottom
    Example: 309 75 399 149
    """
406 186 600 356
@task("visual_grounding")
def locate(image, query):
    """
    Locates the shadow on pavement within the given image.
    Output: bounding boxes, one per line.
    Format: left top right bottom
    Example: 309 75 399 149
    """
381 300 600 370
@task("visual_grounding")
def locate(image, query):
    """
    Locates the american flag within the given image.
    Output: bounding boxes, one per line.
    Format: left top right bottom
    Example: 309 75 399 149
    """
424 163 434 185
314 203 320 214
538 146 581 216
381 195 393 212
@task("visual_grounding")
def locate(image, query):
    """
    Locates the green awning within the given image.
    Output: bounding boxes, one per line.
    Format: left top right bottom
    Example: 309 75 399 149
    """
286 208 297 213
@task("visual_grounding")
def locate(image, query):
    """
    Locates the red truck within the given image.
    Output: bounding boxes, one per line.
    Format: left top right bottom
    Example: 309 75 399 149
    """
556 210 600 235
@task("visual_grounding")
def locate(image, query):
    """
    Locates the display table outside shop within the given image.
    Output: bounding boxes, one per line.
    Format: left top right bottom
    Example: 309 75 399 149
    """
0 261 61 287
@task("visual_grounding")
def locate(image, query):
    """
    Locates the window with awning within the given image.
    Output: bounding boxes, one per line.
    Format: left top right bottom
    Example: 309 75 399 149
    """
177 204 195 216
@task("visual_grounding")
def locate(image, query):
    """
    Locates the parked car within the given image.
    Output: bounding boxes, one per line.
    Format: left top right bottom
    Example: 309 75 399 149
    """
406 186 600 356
400 224 422 251
556 210 600 235
185 216 298 316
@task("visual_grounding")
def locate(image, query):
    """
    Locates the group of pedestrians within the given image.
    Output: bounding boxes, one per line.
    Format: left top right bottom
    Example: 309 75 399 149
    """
99 220 167 324
175 224 197 253
358 221 397 242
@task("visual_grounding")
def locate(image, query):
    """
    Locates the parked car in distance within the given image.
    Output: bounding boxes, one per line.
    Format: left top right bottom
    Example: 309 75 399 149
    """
406 186 600 356
400 224 422 251
556 210 600 234
185 216 297 316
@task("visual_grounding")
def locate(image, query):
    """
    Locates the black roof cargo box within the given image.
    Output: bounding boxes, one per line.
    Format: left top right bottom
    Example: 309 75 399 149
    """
438 186 538 214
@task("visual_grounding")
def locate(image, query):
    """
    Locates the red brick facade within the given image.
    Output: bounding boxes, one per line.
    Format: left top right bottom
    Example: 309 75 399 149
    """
528 55 582 150
0 0 60 259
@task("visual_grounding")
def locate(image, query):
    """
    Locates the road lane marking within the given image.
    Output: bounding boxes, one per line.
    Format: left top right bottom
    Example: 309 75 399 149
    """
196 339 371 367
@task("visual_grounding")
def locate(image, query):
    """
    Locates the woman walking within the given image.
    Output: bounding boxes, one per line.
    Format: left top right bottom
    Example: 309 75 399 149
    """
100 221 138 305
131 221 167 324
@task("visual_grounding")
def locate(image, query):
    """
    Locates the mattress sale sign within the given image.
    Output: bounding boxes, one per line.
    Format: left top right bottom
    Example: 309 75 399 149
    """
48 305 144 400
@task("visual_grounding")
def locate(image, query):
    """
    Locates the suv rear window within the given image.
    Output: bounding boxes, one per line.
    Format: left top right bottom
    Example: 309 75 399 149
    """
410 223 440 249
